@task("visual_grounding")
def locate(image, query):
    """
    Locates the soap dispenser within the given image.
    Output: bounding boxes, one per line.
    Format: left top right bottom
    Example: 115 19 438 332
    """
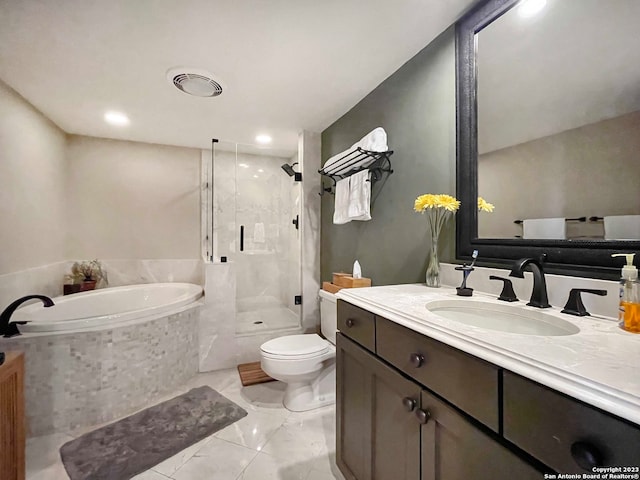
611 253 640 333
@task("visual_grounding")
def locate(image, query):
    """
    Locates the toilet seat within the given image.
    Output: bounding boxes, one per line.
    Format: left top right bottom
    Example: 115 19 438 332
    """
261 334 330 359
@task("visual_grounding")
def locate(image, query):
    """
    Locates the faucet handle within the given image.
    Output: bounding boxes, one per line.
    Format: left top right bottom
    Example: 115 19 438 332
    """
489 275 519 302
561 288 607 316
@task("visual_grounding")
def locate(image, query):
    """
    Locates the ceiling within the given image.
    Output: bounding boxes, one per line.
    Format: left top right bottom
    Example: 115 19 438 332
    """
0 0 476 157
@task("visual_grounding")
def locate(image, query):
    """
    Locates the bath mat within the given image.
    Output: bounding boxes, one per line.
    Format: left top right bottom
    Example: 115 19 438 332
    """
59 386 247 480
237 361 276 386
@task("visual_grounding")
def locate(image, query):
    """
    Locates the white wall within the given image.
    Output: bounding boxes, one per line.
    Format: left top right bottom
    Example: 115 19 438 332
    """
478 110 640 239
65 135 201 259
0 79 66 275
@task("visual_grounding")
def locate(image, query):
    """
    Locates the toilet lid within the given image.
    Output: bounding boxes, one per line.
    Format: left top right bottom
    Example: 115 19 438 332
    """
261 334 330 357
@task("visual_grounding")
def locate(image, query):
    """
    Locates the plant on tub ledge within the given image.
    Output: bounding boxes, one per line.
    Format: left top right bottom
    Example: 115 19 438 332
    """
414 194 494 287
65 259 108 294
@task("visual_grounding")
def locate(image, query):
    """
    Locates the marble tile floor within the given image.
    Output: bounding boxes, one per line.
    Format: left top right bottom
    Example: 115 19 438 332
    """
26 368 345 480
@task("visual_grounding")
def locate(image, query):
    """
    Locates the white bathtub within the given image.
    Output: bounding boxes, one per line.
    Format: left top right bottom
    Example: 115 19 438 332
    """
14 282 203 332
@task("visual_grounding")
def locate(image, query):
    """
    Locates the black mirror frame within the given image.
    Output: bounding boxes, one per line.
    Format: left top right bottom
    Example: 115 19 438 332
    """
455 0 637 280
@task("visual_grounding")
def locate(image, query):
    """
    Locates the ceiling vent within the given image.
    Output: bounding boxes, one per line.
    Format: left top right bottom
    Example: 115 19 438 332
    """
166 67 224 97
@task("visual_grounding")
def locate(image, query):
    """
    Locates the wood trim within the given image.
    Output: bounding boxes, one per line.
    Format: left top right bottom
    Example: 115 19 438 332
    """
0 351 25 480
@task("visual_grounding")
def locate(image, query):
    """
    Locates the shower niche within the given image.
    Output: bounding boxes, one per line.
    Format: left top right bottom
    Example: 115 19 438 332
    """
207 143 303 336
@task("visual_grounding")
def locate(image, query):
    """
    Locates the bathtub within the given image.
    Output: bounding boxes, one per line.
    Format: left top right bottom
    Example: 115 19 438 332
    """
15 282 203 332
1 282 202 435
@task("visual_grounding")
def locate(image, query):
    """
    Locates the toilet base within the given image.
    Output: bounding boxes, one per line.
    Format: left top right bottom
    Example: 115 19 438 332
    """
283 360 336 412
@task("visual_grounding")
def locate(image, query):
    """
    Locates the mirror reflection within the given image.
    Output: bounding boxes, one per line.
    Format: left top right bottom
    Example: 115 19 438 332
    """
476 0 640 241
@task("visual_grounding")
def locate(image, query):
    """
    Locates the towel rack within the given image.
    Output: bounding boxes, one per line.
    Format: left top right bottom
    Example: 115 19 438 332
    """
514 217 586 224
318 148 394 195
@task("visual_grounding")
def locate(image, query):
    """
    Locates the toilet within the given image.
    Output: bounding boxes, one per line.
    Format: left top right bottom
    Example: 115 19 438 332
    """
260 289 337 412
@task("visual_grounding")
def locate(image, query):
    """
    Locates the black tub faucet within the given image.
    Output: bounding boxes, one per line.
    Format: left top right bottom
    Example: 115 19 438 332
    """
0 295 55 338
509 255 551 308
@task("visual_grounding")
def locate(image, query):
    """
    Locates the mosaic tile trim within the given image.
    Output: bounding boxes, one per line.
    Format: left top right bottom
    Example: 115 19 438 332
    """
1 305 199 436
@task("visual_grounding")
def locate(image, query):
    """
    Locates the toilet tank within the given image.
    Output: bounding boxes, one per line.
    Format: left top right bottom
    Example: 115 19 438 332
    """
318 289 338 345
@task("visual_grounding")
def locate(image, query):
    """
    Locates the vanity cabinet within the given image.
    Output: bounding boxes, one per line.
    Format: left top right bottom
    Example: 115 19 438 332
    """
336 312 540 480
336 300 640 479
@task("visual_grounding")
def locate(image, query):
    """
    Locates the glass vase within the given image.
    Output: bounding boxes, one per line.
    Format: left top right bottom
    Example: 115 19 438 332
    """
425 233 441 287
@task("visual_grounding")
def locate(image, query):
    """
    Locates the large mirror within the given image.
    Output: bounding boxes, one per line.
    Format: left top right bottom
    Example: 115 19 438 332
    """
456 0 640 278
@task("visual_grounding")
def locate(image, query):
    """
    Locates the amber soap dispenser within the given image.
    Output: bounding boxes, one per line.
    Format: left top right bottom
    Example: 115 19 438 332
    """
612 253 640 333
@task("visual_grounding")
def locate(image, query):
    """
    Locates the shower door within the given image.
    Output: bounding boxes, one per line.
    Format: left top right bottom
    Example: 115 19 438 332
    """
227 144 302 335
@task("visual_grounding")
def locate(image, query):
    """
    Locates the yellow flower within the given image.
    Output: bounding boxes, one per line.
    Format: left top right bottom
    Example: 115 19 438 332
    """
478 197 495 212
414 193 460 213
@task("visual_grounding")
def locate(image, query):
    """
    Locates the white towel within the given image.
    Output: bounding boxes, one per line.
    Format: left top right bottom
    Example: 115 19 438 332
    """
333 178 351 225
253 222 265 243
347 170 371 221
522 218 566 239
323 127 388 175
604 215 640 240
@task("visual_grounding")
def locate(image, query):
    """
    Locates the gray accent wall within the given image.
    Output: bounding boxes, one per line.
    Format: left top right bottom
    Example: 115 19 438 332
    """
321 27 457 286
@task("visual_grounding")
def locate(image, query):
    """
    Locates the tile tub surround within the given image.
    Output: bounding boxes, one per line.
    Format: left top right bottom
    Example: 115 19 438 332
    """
337 283 640 426
0 304 199 436
0 261 67 311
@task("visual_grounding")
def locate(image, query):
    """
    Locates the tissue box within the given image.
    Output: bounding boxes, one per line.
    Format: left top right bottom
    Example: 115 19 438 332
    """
333 275 372 288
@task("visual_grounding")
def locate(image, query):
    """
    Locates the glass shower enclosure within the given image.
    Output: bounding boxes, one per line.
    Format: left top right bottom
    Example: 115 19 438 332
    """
210 142 302 335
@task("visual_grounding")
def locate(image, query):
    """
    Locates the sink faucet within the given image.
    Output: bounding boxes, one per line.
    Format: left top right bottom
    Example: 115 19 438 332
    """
509 256 551 308
0 295 54 338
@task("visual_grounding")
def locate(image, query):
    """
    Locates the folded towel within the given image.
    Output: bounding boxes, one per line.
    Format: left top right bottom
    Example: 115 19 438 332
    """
333 178 351 225
347 170 371 222
358 127 388 152
522 218 566 239
322 127 388 175
604 215 640 240
253 222 265 243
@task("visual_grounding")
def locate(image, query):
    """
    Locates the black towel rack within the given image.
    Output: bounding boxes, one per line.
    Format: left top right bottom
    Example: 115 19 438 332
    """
514 217 586 224
318 148 394 195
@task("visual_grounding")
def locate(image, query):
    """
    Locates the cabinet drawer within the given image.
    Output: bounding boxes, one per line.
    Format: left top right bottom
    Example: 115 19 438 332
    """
337 300 375 352
376 317 499 432
503 371 640 472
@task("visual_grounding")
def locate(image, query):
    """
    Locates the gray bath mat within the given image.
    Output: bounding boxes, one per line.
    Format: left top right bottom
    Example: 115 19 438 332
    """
60 386 247 480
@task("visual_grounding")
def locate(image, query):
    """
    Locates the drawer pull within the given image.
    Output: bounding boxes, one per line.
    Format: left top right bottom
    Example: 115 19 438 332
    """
415 408 431 424
570 442 603 470
345 318 355 328
409 353 425 368
402 397 416 412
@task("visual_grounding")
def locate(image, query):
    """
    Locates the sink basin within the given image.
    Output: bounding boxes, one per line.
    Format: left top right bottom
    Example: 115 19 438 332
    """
425 300 580 336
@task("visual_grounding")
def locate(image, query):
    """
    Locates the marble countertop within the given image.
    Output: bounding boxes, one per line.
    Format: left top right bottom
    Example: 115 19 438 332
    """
336 284 640 426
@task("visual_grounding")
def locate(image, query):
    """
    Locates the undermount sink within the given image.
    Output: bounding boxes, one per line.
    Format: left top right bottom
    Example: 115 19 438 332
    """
425 299 580 336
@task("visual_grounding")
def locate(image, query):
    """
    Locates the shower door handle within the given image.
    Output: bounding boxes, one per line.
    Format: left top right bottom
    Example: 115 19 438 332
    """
240 225 244 252
292 215 299 230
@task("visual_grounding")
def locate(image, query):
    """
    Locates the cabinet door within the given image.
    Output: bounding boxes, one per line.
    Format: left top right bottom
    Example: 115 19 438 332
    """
421 389 541 480
337 333 422 480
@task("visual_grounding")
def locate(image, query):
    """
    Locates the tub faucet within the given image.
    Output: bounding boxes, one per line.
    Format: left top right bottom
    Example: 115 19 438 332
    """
0 295 54 338
509 255 551 308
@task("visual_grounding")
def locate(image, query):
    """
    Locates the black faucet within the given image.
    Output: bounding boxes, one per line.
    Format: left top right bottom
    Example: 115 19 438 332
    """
0 295 54 338
509 256 551 308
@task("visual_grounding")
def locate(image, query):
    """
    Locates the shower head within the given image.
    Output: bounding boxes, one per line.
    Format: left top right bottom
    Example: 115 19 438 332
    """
281 162 302 181
281 163 296 177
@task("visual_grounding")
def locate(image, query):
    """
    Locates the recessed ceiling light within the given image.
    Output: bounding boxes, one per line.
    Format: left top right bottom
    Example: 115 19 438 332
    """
518 0 546 18
238 163 249 168
104 111 130 126
255 134 272 144
258 169 264 173
253 174 259 178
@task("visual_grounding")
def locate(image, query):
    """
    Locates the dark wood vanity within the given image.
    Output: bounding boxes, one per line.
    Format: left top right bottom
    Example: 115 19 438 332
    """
336 300 640 479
